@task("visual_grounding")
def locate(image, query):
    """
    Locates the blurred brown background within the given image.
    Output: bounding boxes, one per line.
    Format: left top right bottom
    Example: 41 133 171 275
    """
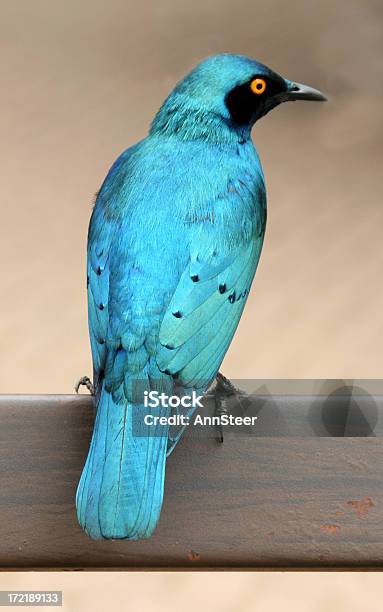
0 0 382 609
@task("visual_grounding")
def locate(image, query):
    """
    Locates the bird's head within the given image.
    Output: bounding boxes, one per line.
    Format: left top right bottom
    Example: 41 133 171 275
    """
151 54 326 141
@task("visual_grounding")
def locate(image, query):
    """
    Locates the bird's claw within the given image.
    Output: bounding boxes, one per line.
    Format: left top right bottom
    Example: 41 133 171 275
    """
215 371 241 396
213 372 248 443
75 376 95 395
214 372 237 443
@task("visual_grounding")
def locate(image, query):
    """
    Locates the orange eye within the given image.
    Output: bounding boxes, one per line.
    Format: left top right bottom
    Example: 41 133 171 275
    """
250 78 267 95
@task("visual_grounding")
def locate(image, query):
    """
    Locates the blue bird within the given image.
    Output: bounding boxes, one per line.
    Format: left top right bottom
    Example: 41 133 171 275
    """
76 54 326 540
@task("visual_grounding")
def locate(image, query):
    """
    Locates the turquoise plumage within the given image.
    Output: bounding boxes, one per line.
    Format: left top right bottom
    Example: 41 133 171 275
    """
76 54 326 540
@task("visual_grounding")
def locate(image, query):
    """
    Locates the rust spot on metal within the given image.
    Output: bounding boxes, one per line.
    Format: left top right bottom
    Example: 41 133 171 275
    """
320 524 340 535
188 550 201 562
347 496 374 518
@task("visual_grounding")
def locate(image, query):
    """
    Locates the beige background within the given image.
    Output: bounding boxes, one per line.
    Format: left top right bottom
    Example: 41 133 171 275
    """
0 0 382 609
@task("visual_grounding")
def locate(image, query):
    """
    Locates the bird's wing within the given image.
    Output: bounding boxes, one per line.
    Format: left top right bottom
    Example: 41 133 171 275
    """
157 184 266 452
86 146 136 399
87 213 112 399
157 238 263 386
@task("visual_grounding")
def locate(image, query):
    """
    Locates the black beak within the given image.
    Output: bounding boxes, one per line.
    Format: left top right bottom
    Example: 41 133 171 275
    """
285 81 327 102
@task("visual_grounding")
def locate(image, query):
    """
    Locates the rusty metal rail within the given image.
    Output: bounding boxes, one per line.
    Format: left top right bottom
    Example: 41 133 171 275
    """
0 391 382 570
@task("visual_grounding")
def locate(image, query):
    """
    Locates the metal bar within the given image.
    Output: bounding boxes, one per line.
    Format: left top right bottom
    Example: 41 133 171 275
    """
0 393 382 570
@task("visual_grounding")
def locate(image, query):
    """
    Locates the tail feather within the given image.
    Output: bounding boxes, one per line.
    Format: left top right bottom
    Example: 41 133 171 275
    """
76 385 169 540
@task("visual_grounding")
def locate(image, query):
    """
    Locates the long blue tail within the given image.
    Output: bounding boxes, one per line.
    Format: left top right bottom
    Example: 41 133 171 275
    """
76 385 169 540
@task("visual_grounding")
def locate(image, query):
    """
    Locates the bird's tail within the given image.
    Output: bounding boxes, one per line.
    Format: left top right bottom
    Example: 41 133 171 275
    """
76 383 169 540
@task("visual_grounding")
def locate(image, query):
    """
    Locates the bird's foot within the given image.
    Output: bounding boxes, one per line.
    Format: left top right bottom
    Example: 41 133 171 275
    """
215 371 242 396
75 376 95 395
214 372 242 443
213 372 247 443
